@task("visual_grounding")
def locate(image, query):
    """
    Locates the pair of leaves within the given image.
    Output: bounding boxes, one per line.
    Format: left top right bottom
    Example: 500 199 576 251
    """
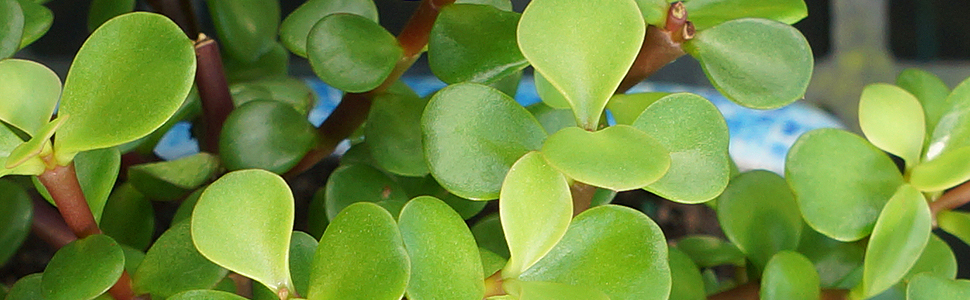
901 73 970 191
0 0 52 59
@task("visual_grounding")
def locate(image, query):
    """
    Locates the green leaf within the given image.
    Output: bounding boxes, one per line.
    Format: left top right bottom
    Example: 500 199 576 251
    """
760 251 820 300
171 188 203 226
54 12 195 164
471 214 509 259
904 234 957 281
896 68 950 140
541 125 670 191
607 92 668 125
230 76 316 115
167 290 249 300
16 0 52 48
42 234 125 300
307 188 329 240
859 84 925 168
518 0 645 128
395 174 487 220
786 128 904 241
120 245 145 274
192 169 295 294
526 102 576 135
128 152 219 201
289 231 318 297
0 179 31 265
0 0 24 59
500 152 572 277
324 163 410 220
910 146 970 192
480 247 507 277
924 77 970 161
6 116 63 169
456 0 512 11
399 196 484 300
34 147 121 223
366 83 429 176
633 93 730 203
533 72 570 109
796 226 865 289
938 210 970 247
504 280 609 300
675 235 745 268
684 0 808 31
518 205 670 300
0 58 60 135
132 220 227 299
309 203 409 300
861 184 932 298
429 4 527 85
220 100 317 174
635 0 670 26
87 0 135 32
667 247 706 300
307 13 401 93
7 273 43 300
717 170 802 269
206 0 279 62
100 183 154 250
279 0 378 58
422 83 546 200
906 273 970 300
223 43 290 84
684 18 812 109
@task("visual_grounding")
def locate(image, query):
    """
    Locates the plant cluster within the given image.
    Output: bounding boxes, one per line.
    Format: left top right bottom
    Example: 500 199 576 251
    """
0 0 968 299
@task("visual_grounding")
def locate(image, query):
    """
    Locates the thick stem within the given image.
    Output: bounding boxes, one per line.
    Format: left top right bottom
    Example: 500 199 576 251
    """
146 0 200 37
36 163 101 238
570 182 597 216
707 282 849 300
194 35 235 154
31 197 77 249
930 180 970 224
617 2 694 94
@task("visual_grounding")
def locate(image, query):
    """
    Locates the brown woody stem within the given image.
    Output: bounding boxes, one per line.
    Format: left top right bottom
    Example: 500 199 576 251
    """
930 181 970 223
194 35 235 154
617 2 694 94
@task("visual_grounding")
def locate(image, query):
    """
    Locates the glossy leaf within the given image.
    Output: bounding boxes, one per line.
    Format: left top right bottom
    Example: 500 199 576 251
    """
422 83 546 200
100 184 154 250
192 169 295 294
42 234 125 300
910 146 970 192
229 76 315 115
324 163 410 220
684 0 808 31
54 12 195 164
279 0 378 57
220 100 317 174
859 84 925 168
500 152 572 277
717 170 802 269
518 0 645 128
471 214 509 259
289 231 318 297
0 59 60 135
904 234 957 281
633 93 730 203
906 273 970 300
533 72 570 109
786 129 904 241
925 77 970 161
760 251 819 300
206 0 279 61
7 273 43 300
541 125 670 191
606 92 668 125
399 196 484 300
133 220 227 299
796 227 865 289
429 4 527 84
667 247 706 300
0 0 23 59
309 203 409 300
685 18 812 109
167 290 249 300
16 0 51 48
128 152 219 201
366 83 429 176
504 280 609 300
675 235 745 268
87 0 135 32
861 184 931 298
938 210 970 247
0 179 31 265
308 13 401 93
518 205 670 300
34 147 120 223
896 68 950 139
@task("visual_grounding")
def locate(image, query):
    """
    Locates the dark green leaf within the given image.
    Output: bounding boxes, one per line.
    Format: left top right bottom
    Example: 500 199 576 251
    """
861 184 931 298
120 245 145 274
429 4 527 84
786 129 904 241
16 0 51 49
171 188 204 225
230 76 315 115
0 58 60 135
759 251 819 300
0 179 31 265
541 125 670 191
896 68 950 141
667 247 706 300
307 188 329 240
684 18 812 109
87 0 135 32
675 235 745 268
223 43 290 83
324 163 410 220
307 13 400 93
366 83 429 176
100 183 154 250
7 273 43 300
395 174 487 220
279 0 378 58
289 231 318 297
128 152 219 201
717 170 801 269
220 100 317 174
422 83 546 200
471 214 509 259
0 0 23 59
796 226 865 289
167 290 249 300
206 0 279 62
132 221 227 299
42 235 125 300
906 273 970 300
684 0 808 30
858 84 925 168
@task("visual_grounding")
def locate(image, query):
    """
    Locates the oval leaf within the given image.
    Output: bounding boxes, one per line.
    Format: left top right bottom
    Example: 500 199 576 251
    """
167 290 249 300
786 129 904 241
0 0 23 59
7 273 43 300
684 18 812 109
910 146 970 192
220 100 317 174
422 83 546 200
938 210 970 247
132 220 228 299
518 205 670 300
504 280 609 300
42 234 125 300
307 13 401 93
471 214 509 259
905 234 957 281
399 196 484 300
796 227 865 289
429 4 527 84
206 0 279 62
861 184 931 298
500 152 572 277
675 235 745 268
633 93 730 203
288 231 318 297
717 170 802 269
896 68 950 139
17 0 52 48
192 169 295 294
541 125 670 191
925 77 970 161
667 247 706 300
55 12 195 162
128 152 219 201
606 92 668 125
100 184 154 250
324 163 410 220
0 59 60 135
533 72 570 110
518 0 645 128
365 83 429 176
859 83 925 168
760 251 820 300
907 273 970 300
309 203 409 300
279 0 378 58
684 0 808 30
0 179 31 265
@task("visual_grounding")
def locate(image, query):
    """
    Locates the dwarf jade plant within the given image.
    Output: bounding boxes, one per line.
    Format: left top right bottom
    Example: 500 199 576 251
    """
1 0 968 299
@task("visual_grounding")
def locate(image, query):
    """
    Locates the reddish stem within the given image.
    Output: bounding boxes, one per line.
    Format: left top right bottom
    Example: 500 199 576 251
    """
31 197 77 249
36 163 101 238
194 35 235 153
931 181 970 220
617 2 694 94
